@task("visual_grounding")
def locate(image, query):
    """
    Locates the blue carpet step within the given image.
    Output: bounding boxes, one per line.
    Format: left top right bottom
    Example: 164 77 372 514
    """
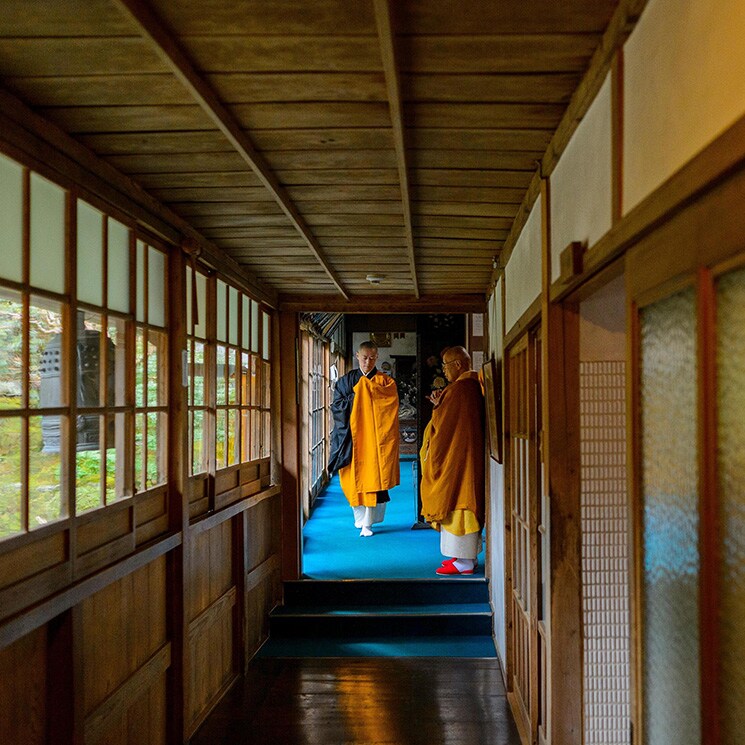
258 578 496 658
257 634 497 658
285 578 489 606
269 601 492 637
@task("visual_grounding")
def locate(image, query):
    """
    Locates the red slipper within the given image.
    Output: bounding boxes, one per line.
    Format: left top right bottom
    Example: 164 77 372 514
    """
440 557 478 568
436 562 474 575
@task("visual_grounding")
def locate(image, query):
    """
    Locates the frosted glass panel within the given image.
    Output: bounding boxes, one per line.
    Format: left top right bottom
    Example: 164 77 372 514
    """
639 288 700 745
228 286 239 346
136 240 146 322
30 173 65 294
262 311 270 360
716 267 745 739
148 246 165 327
216 280 227 342
194 272 207 339
0 154 23 283
242 296 249 348
251 300 259 352
185 266 192 332
76 201 103 306
107 217 130 313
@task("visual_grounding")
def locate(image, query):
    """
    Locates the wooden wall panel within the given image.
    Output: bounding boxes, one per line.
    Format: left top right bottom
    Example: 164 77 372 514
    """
80 558 168 731
246 495 281 574
0 625 47 745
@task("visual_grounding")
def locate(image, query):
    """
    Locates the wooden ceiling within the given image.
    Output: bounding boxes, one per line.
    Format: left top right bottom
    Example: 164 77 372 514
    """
0 0 628 307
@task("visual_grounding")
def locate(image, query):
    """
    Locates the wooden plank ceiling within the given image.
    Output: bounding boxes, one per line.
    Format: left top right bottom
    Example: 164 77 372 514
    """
0 0 621 305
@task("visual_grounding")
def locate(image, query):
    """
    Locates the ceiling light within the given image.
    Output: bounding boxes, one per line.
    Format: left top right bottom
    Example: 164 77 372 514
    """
366 274 384 285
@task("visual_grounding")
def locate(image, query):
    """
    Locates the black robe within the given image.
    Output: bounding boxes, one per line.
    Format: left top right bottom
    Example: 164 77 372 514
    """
327 368 366 475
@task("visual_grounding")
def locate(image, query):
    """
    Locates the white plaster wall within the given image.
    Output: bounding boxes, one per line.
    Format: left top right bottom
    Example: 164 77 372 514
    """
486 279 507 666
550 75 613 282
504 195 542 333
489 455 507 665
624 0 745 211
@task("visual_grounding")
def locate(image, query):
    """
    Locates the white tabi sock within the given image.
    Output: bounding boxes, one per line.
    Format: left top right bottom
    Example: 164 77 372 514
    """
453 558 475 572
359 526 373 537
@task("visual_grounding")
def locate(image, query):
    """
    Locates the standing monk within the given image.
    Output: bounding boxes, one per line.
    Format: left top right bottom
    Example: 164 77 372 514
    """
420 346 485 574
328 341 400 537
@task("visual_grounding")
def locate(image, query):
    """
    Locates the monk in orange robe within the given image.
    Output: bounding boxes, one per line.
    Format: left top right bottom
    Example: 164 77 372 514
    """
420 346 485 574
328 341 400 537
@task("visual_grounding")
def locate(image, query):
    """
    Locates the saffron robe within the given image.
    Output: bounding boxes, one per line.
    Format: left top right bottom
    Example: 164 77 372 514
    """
419 371 485 525
338 371 400 508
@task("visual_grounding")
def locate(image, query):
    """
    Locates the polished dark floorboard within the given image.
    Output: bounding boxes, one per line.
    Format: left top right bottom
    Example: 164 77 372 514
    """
191 657 522 745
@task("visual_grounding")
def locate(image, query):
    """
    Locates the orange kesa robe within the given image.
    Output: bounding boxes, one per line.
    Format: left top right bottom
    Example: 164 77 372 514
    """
419 371 485 525
339 372 400 507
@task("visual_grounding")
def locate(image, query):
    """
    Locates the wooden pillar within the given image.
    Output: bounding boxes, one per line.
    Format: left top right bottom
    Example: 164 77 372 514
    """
279 311 301 581
541 178 583 743
166 244 188 744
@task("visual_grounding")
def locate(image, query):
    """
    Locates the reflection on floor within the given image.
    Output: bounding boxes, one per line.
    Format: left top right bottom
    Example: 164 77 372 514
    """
190 658 522 745
302 458 485 580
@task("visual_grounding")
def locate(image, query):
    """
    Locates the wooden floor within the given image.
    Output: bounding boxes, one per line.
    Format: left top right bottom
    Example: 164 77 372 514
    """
191 657 522 745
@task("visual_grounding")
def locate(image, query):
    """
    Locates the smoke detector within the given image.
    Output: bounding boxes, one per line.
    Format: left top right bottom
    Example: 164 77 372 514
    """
366 274 384 285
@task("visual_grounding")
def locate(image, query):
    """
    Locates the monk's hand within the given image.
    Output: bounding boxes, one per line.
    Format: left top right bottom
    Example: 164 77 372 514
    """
427 388 444 407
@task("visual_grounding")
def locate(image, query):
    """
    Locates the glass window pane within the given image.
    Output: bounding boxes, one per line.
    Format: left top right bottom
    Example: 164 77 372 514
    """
0 154 24 283
0 289 23 410
108 317 127 407
228 409 239 466
241 409 250 463
147 330 166 407
639 288 700 745
228 286 239 346
29 414 65 528
30 173 65 294
146 411 166 488
251 300 259 353
0 417 23 538
77 311 105 410
250 354 260 406
195 272 207 340
76 200 103 306
242 296 249 349
262 361 270 409
262 311 270 360
107 217 130 313
216 280 227 343
106 412 130 503
262 411 270 459
216 409 226 469
240 352 249 409
135 328 145 408
76 416 103 514
136 240 146 323
134 412 145 492
228 348 237 405
148 246 165 328
251 409 261 461
216 345 226 405
716 267 745 739
191 409 205 476
30 297 65 410
193 342 205 407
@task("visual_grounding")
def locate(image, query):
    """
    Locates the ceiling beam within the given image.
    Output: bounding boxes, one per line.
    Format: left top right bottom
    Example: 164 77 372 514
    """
373 0 420 299
279 294 486 314
113 0 350 300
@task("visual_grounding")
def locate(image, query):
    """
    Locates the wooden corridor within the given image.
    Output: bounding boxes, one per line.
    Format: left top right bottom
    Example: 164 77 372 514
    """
191 657 522 745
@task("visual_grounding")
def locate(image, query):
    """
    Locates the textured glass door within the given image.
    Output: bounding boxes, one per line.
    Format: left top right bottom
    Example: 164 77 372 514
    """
639 288 700 745
716 267 745 741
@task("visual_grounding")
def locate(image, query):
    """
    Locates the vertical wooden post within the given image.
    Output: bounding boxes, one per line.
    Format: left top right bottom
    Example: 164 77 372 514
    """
611 49 624 225
46 607 84 744
279 311 301 581
541 178 583 743
166 244 187 745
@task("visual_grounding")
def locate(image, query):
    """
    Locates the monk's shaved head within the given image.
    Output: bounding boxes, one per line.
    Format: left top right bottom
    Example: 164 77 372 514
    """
442 346 471 381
